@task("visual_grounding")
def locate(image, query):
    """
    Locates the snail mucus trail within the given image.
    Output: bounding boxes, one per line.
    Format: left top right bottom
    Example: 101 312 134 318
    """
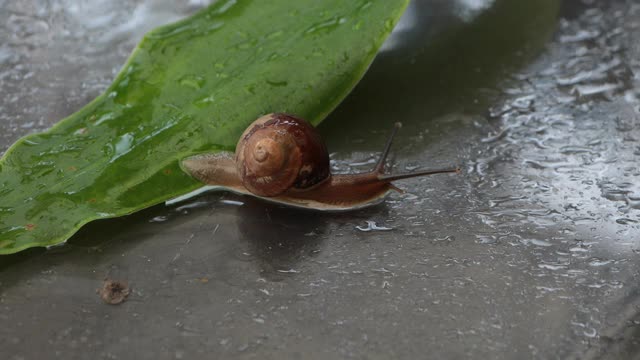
180 113 459 211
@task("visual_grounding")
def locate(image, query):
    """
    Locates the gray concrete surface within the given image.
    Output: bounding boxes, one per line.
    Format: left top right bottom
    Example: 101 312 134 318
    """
1 0 640 359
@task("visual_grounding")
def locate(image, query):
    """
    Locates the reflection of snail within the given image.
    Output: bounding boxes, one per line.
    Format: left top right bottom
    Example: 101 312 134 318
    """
181 113 459 211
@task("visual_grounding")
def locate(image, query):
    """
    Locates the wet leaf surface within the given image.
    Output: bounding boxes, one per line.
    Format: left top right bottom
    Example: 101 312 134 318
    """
0 0 409 253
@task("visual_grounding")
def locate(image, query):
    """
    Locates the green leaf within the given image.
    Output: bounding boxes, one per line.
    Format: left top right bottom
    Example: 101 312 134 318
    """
0 0 409 254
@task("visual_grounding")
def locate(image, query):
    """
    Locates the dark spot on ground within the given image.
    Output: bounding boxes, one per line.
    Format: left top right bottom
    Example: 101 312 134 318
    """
98 279 130 305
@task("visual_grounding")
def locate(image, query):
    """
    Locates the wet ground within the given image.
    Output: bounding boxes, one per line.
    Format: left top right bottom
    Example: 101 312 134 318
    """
1 0 640 359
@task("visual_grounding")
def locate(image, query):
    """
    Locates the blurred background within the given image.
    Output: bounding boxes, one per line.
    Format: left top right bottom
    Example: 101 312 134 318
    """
1 0 639 358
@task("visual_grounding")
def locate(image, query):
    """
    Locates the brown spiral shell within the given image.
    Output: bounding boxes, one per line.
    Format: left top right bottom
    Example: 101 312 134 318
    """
235 113 330 197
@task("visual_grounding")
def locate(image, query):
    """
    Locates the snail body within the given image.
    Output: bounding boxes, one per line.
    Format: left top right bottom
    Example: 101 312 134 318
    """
181 113 458 211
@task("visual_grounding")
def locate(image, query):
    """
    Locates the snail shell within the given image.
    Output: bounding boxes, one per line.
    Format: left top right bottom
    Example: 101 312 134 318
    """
236 113 329 196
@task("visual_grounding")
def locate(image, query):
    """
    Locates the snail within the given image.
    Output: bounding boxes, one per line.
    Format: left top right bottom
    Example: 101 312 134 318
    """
180 113 459 211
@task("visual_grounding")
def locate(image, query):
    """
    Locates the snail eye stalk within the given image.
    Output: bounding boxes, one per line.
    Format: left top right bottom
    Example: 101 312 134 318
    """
372 122 459 183
373 122 402 174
